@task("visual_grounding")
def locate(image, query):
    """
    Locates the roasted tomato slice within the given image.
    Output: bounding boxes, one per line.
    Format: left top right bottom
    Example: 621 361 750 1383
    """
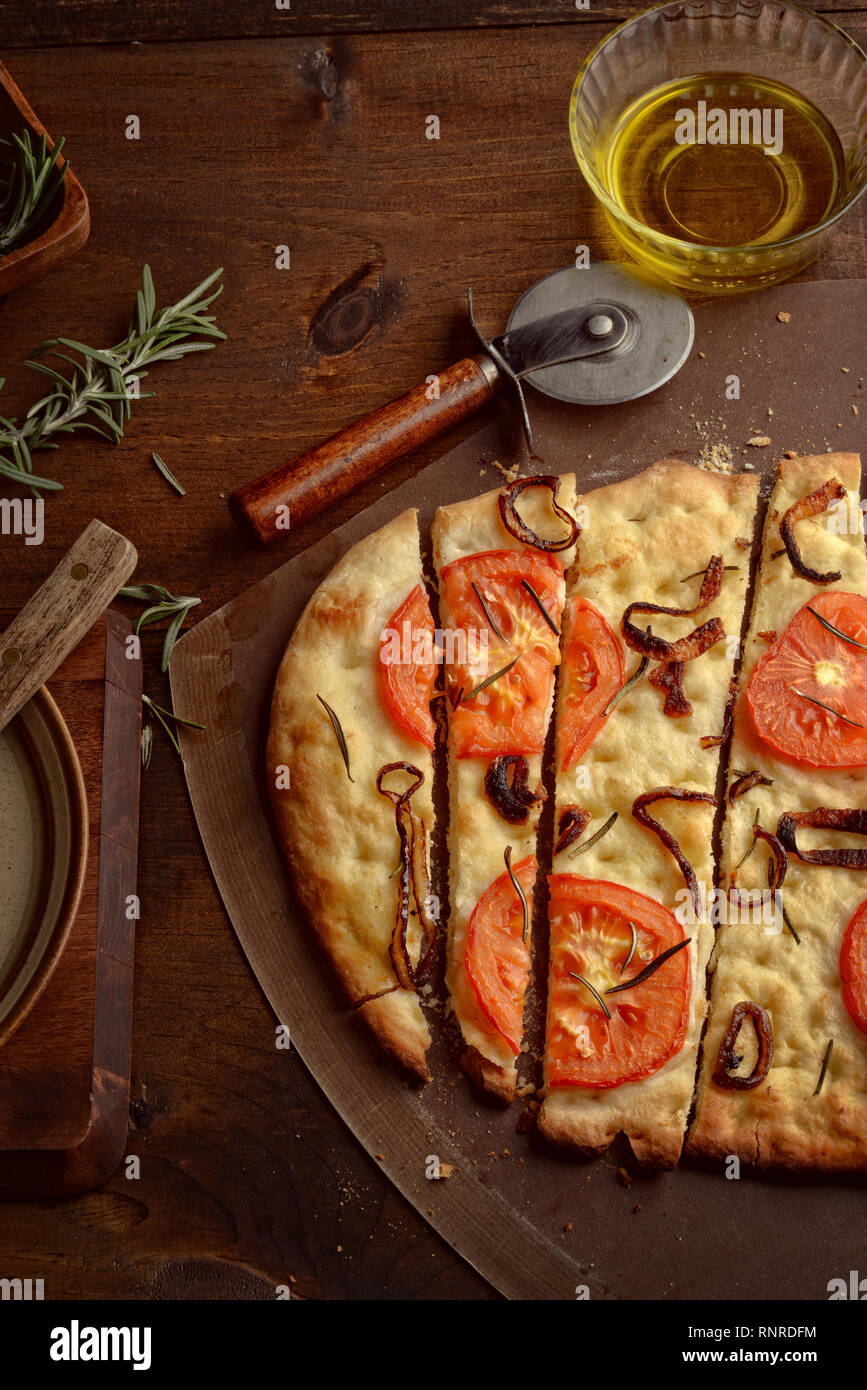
560 597 625 771
465 854 536 1055
440 550 564 757
379 583 438 749
840 899 867 1036
747 592 867 768
546 875 690 1089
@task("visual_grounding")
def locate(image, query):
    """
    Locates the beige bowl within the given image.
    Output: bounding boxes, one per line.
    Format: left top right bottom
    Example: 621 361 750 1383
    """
0 687 87 1047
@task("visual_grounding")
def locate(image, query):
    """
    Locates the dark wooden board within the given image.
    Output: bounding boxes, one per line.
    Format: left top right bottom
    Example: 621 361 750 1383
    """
172 280 867 1301
2 1 864 48
0 12 863 1299
0 610 141 1198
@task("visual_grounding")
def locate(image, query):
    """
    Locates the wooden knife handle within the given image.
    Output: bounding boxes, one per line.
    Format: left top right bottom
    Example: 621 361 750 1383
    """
0 519 138 735
229 355 497 546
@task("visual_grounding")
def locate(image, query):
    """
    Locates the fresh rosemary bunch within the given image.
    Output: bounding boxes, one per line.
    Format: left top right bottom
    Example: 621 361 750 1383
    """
119 583 202 672
0 129 68 257
0 264 224 496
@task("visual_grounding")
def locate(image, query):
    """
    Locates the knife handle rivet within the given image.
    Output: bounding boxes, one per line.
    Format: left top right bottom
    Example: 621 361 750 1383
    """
71 563 89 581
586 314 615 339
1 648 22 667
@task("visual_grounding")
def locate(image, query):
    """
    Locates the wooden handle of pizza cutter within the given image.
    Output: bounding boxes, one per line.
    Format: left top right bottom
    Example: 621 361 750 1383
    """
228 355 498 546
0 519 138 735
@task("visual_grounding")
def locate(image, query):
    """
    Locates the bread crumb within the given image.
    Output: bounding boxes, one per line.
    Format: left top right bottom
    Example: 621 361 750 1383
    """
490 458 520 483
617 1166 633 1189
777 311 791 323
747 435 771 447
783 450 798 458
696 442 733 473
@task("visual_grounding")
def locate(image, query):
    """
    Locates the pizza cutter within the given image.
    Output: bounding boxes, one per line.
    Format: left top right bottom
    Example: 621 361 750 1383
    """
229 262 694 546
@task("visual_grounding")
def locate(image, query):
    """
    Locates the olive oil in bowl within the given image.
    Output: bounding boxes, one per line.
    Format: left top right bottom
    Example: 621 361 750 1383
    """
603 74 845 251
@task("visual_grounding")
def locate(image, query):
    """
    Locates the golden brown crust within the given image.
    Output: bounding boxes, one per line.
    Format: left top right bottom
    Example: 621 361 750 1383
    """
688 453 867 1172
358 993 431 1084
461 1046 515 1104
433 476 578 1100
540 457 760 1166
268 508 434 1080
537 1096 683 1169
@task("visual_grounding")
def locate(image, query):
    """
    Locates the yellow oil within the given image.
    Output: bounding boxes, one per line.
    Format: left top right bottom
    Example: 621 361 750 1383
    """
603 73 845 247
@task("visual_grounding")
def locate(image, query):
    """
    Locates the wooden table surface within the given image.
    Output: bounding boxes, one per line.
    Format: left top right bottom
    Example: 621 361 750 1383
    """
0 1 864 1300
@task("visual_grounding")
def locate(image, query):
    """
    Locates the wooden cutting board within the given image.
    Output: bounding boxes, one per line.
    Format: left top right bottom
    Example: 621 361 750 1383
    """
172 280 867 1300
0 611 141 1199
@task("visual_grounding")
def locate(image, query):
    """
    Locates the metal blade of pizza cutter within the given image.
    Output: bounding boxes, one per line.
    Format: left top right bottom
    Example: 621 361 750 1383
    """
470 263 695 438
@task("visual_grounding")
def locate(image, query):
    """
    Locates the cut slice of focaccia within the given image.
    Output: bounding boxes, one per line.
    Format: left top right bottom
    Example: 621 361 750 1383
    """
268 508 438 1082
432 475 578 1101
539 458 760 1167
689 453 867 1170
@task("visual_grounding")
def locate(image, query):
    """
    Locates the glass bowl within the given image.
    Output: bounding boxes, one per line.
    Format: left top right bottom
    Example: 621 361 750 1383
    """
570 0 867 293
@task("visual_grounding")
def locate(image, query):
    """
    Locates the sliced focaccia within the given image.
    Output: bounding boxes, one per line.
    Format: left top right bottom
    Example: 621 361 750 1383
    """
689 454 867 1170
432 476 578 1101
268 508 438 1082
539 458 760 1166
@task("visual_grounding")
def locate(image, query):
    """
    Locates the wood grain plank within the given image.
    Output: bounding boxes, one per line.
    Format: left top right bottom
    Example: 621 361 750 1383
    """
2 1 865 48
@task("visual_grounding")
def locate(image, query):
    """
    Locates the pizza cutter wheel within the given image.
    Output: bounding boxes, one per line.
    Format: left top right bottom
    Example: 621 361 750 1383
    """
230 262 695 545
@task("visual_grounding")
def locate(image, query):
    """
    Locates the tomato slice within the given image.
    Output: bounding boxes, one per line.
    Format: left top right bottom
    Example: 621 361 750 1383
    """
465 854 536 1055
840 899 867 1036
560 597 625 771
378 583 438 749
545 875 690 1089
747 592 867 768
440 550 564 757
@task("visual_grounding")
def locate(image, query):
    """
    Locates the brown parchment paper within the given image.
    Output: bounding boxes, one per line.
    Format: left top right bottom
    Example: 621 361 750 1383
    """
172 280 867 1301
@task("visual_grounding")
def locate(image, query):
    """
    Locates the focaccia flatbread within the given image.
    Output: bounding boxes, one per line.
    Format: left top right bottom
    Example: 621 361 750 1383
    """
689 454 867 1169
432 478 577 1101
268 508 435 1081
540 459 760 1166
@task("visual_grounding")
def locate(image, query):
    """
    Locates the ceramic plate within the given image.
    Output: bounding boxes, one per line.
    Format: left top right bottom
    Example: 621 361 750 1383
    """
0 688 87 1046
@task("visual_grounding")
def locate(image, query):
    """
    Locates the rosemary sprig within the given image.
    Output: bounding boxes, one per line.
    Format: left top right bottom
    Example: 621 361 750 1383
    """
119 584 201 673
603 656 648 716
151 451 185 496
680 564 738 582
0 130 69 256
814 1039 834 1095
606 937 691 995
471 581 507 642
567 810 618 859
0 264 224 497
806 607 867 651
734 808 762 871
792 688 864 729
317 694 354 782
140 724 153 772
462 656 519 704
621 921 638 975
521 578 560 635
603 626 653 717
142 694 205 756
504 845 529 943
568 971 611 1019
